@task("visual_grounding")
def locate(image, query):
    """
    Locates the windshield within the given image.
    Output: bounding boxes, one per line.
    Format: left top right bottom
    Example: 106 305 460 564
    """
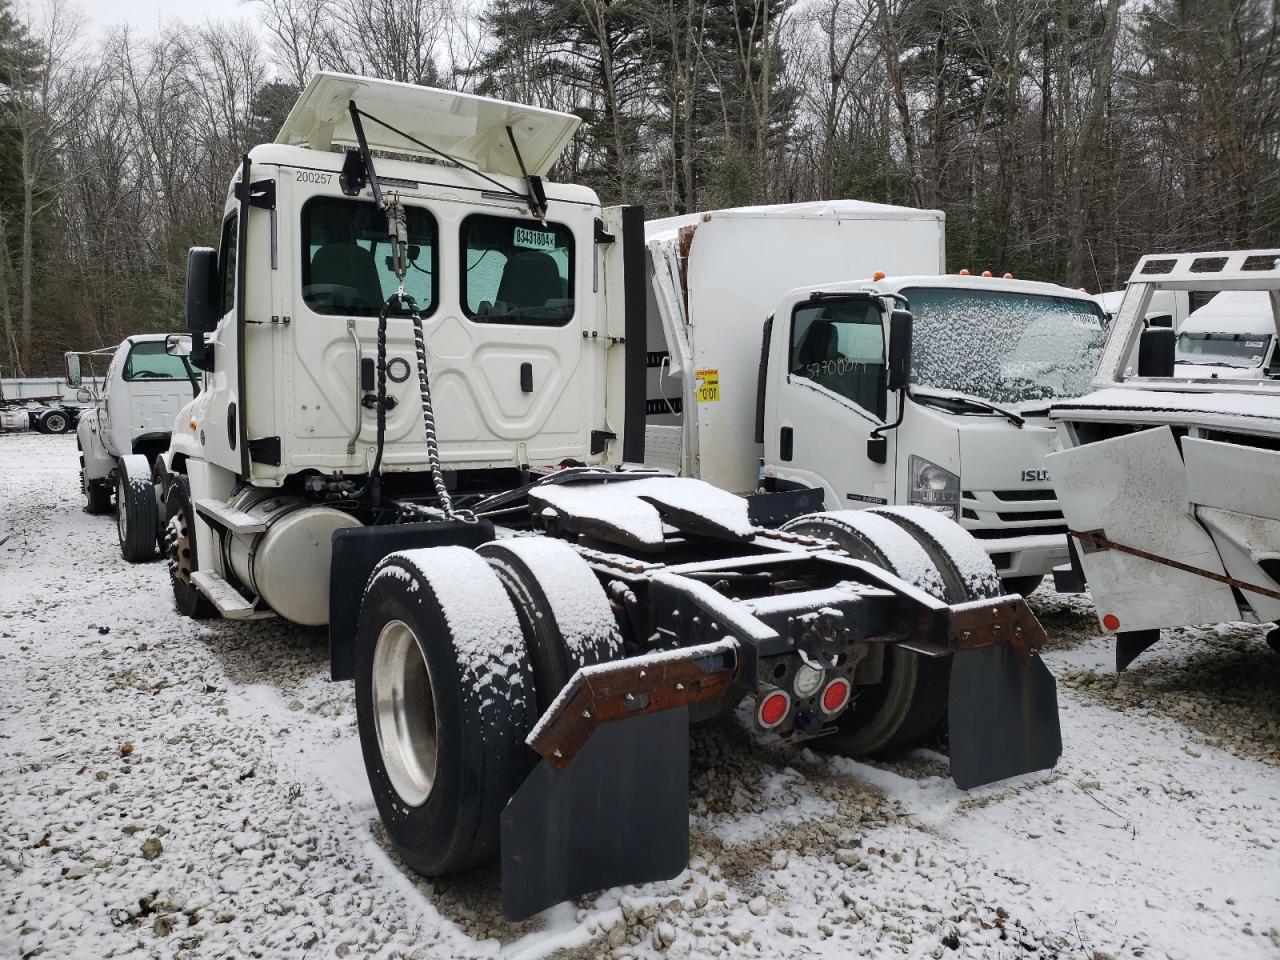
1176 332 1272 368
122 341 188 381
903 286 1108 404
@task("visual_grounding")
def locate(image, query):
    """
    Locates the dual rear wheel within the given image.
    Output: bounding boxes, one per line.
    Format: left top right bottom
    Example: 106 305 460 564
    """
781 506 1001 758
355 539 621 875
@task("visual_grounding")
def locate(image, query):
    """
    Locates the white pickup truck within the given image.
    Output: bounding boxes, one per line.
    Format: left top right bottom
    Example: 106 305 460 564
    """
66 334 196 561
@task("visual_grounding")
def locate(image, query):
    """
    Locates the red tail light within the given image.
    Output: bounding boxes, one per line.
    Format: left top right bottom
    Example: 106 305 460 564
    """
820 678 852 715
756 690 791 729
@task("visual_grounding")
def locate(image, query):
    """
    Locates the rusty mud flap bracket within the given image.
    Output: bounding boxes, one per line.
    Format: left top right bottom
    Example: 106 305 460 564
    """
499 640 737 921
935 596 1062 789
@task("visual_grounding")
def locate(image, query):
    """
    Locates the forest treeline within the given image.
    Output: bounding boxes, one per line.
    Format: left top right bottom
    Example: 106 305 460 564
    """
0 0 1276 374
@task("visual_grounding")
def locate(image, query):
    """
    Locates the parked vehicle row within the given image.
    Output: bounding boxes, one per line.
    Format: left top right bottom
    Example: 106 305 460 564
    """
39 71 1275 922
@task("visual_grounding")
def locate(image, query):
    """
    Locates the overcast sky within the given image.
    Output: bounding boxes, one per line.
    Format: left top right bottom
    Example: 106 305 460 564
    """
84 0 258 34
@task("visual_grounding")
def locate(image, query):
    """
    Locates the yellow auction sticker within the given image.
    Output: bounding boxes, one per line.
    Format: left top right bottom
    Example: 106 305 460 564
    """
696 368 720 403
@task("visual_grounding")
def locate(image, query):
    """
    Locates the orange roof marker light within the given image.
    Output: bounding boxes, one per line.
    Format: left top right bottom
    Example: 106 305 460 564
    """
958 268 970 276
872 271 886 281
1003 272 1014 279
981 270 993 277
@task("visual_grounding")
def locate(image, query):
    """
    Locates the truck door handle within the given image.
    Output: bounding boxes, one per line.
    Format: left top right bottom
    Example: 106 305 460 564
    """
780 426 793 462
520 362 533 393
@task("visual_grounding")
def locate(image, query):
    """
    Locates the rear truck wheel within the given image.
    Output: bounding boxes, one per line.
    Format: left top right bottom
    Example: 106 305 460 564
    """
781 509 955 756
868 506 1003 741
1000 574 1044 597
355 547 536 876
116 454 158 563
477 538 623 712
164 474 216 619
39 409 69 434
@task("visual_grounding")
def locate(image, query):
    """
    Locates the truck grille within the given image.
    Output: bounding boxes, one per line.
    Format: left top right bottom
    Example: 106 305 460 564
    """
960 489 1065 539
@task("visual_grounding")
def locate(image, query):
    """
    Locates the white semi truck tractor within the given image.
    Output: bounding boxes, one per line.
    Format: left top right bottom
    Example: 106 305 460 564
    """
644 209 1108 595
160 72 1062 919
1048 250 1280 669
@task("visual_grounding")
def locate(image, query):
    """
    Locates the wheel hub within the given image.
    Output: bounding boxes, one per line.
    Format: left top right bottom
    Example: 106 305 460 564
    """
371 620 437 807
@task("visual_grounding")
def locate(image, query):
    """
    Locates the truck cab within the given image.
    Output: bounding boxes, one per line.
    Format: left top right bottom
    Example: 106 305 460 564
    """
1173 290 1280 380
763 275 1109 593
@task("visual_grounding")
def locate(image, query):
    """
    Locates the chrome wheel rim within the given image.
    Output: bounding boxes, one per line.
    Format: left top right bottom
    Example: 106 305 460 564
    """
116 477 127 540
46 413 65 432
372 619 437 807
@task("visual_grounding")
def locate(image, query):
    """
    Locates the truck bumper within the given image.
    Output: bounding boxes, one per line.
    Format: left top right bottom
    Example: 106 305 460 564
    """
979 532 1071 579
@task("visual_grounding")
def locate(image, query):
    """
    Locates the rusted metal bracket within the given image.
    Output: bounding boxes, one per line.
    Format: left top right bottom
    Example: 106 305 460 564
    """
946 597 1048 664
528 640 738 770
1071 529 1280 603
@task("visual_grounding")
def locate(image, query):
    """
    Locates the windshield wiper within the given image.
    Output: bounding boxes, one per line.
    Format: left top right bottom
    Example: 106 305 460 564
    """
1175 359 1252 369
912 388 1025 428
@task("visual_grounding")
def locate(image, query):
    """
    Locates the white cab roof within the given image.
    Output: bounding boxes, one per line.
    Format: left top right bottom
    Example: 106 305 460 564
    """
1182 291 1279 335
645 200 943 242
275 72 581 179
860 273 1098 303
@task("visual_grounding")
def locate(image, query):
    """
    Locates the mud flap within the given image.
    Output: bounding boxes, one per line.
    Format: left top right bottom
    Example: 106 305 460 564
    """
500 707 690 921
948 644 1061 789
1116 629 1160 671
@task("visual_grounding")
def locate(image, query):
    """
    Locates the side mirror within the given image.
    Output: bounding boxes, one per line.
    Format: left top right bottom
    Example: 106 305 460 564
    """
65 352 82 387
165 334 193 358
886 309 913 391
1137 325 1175 377
76 386 93 403
185 247 221 334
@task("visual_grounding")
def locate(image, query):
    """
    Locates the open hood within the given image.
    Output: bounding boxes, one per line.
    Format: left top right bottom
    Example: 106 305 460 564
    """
275 72 581 180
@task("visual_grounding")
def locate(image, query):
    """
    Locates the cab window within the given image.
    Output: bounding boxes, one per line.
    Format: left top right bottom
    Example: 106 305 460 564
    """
123 341 189 381
790 298 886 419
461 214 573 325
219 214 237 317
301 197 438 316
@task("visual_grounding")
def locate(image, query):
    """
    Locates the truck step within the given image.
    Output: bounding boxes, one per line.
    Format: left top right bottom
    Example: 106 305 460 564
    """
190 571 274 620
196 498 266 535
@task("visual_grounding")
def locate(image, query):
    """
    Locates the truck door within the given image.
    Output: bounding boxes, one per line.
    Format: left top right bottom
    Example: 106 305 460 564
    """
765 296 895 508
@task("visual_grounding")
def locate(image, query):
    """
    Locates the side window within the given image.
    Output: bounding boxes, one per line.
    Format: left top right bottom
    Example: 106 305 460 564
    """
461 214 574 325
301 197 438 316
218 214 237 318
790 298 887 419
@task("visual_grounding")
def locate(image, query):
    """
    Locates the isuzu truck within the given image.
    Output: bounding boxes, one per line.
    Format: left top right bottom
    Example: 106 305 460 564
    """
645 208 1109 594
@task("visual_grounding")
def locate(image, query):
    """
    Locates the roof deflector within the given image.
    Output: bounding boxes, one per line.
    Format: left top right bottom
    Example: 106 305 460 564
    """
275 72 581 180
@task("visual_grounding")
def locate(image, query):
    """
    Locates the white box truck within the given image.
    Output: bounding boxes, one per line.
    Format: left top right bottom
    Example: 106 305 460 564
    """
645 206 1110 593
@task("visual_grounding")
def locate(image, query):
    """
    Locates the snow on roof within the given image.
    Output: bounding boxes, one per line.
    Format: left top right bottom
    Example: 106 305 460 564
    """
1182 291 1279 335
645 200 943 243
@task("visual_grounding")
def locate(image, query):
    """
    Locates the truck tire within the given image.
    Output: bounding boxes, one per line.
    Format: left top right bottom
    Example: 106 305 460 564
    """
116 455 158 563
478 538 623 711
782 510 954 756
355 547 536 876
164 474 216 618
869 506 1003 742
1000 574 1044 597
79 440 113 515
38 409 70 434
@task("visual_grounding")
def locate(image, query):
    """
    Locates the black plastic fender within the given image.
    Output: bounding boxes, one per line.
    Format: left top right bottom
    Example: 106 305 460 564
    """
327 519 495 681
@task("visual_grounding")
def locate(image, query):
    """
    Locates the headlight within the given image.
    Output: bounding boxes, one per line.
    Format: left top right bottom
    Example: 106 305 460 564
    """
908 455 959 519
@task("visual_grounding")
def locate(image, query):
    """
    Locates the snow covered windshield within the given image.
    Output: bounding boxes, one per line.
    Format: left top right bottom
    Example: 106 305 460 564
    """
903 286 1108 404
1176 332 1272 369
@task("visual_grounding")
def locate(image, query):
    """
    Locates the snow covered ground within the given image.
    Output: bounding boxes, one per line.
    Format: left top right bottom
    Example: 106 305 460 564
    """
1 431 1277 959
